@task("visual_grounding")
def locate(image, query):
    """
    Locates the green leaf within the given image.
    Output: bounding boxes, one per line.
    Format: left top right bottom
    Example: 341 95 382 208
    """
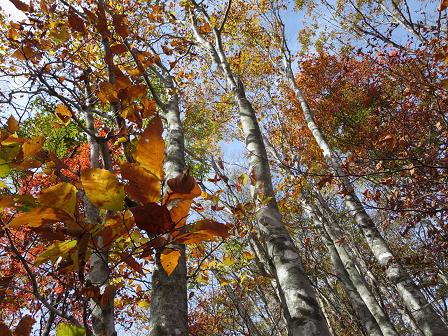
56 323 86 336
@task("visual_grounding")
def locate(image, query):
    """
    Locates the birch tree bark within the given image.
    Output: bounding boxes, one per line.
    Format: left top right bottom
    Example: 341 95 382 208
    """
188 3 330 334
83 77 116 336
149 95 188 336
281 31 448 335
302 199 384 336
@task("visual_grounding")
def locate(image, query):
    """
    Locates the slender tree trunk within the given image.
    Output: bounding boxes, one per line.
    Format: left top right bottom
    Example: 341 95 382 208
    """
302 198 384 336
285 63 448 335
149 98 188 336
313 192 399 336
83 78 116 336
189 20 330 334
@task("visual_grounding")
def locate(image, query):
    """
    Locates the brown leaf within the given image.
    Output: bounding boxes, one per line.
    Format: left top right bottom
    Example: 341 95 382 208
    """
0 322 12 336
10 0 30 12
112 14 130 38
121 253 144 275
170 199 192 229
439 0 448 11
167 172 196 194
135 116 165 180
130 203 174 235
14 315 34 336
100 285 116 308
121 163 160 204
68 7 85 33
6 115 18 133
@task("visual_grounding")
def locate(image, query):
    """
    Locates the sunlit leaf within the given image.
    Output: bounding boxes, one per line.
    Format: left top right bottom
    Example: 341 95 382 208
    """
55 104 72 125
121 163 160 204
56 322 86 336
81 168 124 210
38 183 77 217
160 249 181 276
35 240 77 265
8 207 75 228
135 116 164 180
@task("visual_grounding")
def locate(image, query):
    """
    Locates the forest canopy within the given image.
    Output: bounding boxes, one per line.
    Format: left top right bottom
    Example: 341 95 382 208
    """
0 0 447 335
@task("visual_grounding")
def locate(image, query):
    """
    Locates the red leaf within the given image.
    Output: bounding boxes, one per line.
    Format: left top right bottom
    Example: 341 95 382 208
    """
130 203 174 234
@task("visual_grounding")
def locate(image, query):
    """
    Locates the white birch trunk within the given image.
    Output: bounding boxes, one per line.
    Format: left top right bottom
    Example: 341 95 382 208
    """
188 17 330 333
149 98 188 336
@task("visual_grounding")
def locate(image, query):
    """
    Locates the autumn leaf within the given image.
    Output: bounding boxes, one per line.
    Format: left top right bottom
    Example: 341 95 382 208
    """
6 115 18 133
68 8 86 34
55 322 86 336
0 322 11 336
439 0 448 11
121 163 160 204
100 285 116 308
112 14 130 38
81 168 125 210
174 219 229 244
35 240 78 265
130 203 174 235
38 183 77 217
9 0 30 12
160 249 181 276
170 199 193 229
135 116 164 180
55 104 72 124
14 315 34 336
8 207 76 228
22 136 45 158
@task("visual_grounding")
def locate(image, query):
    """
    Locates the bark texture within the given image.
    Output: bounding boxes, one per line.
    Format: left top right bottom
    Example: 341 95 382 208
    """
149 98 188 336
189 10 330 334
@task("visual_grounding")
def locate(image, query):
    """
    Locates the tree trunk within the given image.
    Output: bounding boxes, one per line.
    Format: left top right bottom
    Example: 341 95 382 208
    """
286 66 448 335
302 198 384 336
149 98 188 336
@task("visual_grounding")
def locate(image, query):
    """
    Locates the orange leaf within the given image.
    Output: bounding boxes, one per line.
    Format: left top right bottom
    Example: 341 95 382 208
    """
160 249 181 276
6 115 18 133
170 199 192 229
8 207 76 229
141 99 157 118
121 163 160 204
135 116 165 180
55 104 71 124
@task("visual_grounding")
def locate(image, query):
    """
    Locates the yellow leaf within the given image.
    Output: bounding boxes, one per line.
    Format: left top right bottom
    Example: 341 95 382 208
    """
135 116 164 180
55 104 71 124
8 207 76 228
222 255 234 266
35 240 77 265
81 169 124 210
22 136 45 158
38 183 77 217
160 249 181 276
